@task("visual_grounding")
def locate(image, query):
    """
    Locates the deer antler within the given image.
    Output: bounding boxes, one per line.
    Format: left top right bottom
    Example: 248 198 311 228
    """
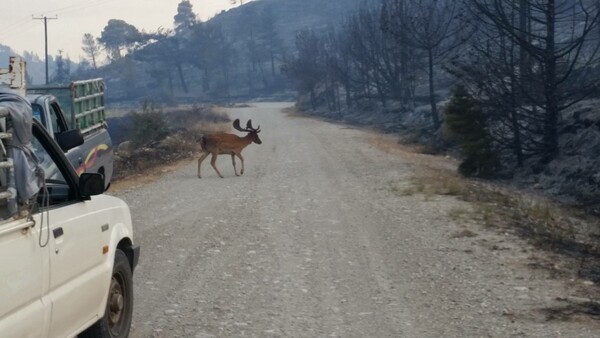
233 119 246 132
233 119 260 133
247 120 260 133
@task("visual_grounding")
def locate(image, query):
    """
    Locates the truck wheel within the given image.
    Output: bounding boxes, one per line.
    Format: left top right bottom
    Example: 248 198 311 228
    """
80 249 133 338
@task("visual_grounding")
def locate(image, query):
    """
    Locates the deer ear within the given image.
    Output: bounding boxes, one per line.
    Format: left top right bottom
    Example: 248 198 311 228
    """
246 120 253 130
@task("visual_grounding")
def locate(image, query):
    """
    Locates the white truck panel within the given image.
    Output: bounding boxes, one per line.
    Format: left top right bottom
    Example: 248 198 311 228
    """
47 195 133 337
0 219 50 337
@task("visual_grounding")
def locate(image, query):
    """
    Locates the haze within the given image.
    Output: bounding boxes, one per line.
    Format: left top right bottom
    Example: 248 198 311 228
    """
0 0 248 62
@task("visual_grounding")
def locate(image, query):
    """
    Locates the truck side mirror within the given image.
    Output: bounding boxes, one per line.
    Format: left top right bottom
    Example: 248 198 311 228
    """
79 173 105 197
56 129 84 151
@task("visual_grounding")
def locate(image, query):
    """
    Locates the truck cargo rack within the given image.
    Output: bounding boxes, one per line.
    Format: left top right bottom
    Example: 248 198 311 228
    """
27 78 106 131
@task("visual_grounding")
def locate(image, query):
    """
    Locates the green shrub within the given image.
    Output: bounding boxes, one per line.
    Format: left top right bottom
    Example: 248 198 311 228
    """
445 85 498 177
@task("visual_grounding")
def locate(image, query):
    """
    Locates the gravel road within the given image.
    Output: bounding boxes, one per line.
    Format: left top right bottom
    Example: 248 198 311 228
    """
114 102 600 337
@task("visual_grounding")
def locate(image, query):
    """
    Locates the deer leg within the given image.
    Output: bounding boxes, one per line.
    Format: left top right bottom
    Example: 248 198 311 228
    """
197 152 210 178
236 153 245 175
210 152 224 178
231 154 239 176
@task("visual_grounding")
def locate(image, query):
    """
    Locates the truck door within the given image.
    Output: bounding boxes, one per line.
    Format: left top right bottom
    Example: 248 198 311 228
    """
0 218 51 337
31 125 112 337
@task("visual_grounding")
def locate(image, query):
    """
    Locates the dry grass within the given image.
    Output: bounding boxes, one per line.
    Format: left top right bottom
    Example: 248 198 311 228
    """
386 148 586 250
450 229 478 238
408 167 600 281
369 133 600 282
448 207 472 221
395 171 468 203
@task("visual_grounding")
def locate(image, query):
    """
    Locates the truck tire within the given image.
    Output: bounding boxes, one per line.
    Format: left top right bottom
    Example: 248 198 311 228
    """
80 249 133 338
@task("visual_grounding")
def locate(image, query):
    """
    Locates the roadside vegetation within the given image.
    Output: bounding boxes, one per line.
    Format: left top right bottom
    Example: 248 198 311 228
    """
396 153 600 287
366 131 600 313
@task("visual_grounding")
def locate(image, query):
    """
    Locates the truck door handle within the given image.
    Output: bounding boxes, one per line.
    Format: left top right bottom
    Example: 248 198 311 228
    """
53 227 64 238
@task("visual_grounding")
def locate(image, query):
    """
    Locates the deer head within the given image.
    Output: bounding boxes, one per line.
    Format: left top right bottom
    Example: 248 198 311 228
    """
233 118 262 144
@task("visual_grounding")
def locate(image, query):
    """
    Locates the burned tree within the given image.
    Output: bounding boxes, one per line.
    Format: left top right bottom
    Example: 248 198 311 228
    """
382 0 468 130
467 0 600 161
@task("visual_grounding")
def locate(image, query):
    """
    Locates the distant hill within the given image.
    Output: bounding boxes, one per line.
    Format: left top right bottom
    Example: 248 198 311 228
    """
88 0 381 104
211 0 370 45
71 0 380 104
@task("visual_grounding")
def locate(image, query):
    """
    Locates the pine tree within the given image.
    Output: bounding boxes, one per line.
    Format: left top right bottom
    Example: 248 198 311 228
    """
52 51 71 84
445 85 497 177
174 1 197 34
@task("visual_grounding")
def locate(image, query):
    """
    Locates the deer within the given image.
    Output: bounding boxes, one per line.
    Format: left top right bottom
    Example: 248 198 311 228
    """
197 119 262 178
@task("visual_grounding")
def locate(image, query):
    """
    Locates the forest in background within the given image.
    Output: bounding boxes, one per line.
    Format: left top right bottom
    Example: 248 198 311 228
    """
282 0 600 213
1 0 599 212
19 0 367 104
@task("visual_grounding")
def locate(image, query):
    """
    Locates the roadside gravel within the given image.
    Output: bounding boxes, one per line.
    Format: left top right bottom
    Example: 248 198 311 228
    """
113 102 600 337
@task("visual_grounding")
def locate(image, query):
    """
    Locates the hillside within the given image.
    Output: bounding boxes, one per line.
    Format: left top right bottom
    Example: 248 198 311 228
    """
211 0 368 46
81 0 375 104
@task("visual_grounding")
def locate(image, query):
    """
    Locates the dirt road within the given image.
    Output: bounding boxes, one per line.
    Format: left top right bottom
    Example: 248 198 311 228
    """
115 102 599 337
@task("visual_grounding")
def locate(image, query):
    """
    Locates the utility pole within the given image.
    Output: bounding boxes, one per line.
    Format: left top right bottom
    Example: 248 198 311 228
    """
33 15 58 84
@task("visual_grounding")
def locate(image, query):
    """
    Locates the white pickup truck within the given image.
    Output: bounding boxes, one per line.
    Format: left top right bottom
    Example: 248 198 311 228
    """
0 57 139 337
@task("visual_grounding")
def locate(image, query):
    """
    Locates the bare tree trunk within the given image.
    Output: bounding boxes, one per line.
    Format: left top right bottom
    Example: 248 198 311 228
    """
168 71 174 95
335 85 341 115
258 62 268 88
270 47 276 75
509 76 524 166
397 1 411 110
543 0 559 161
374 72 387 107
427 48 440 129
518 0 529 79
202 67 211 92
344 80 352 108
177 63 189 94
511 0 526 166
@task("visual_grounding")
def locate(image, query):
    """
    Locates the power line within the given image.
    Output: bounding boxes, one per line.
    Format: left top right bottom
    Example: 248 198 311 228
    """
0 0 118 50
33 15 58 84
42 0 120 17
